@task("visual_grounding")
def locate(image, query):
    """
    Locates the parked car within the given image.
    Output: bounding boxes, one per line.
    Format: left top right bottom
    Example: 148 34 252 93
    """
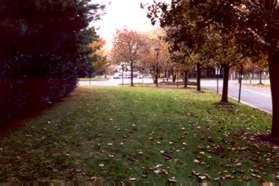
113 74 121 79
138 75 144 79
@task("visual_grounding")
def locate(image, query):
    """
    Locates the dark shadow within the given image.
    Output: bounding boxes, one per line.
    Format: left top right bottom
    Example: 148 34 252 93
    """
257 134 279 146
0 93 73 139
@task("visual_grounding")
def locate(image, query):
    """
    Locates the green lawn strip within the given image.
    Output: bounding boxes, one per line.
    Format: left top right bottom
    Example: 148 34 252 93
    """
79 77 109 81
0 87 277 184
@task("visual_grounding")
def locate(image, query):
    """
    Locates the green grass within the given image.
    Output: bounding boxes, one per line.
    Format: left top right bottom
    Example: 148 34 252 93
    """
79 76 109 81
0 87 277 184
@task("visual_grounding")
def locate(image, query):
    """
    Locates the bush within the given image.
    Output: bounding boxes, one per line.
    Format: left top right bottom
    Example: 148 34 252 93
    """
0 0 103 124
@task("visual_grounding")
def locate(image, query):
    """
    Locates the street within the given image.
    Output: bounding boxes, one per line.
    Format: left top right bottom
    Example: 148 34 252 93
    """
79 78 272 114
201 79 272 113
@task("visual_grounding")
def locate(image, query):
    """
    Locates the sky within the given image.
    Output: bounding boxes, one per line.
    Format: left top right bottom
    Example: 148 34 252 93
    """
93 0 165 49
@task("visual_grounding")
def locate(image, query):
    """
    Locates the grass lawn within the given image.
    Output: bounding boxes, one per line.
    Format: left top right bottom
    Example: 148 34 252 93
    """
0 87 278 184
79 76 109 81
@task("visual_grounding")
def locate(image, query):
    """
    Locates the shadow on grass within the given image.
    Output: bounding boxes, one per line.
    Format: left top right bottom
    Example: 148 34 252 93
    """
0 93 75 138
0 86 276 182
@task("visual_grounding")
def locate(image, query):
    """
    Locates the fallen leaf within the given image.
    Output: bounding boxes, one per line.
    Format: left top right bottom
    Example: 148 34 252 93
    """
199 151 205 155
168 177 177 183
198 175 207 180
236 162 242 167
98 163 104 167
108 154 114 158
129 177 136 181
138 151 144 155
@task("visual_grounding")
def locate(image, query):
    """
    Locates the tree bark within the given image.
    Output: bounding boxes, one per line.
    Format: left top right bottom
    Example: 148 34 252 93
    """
184 70 188 88
269 53 279 138
221 64 230 103
197 63 201 91
155 63 159 87
172 73 176 83
259 71 263 84
130 61 134 87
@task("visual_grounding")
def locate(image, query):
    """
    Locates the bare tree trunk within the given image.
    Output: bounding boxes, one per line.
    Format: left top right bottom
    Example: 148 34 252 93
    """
221 64 230 103
155 63 159 87
130 61 134 87
259 71 263 85
269 53 279 138
263 0 278 138
184 70 188 88
197 63 201 91
173 73 176 83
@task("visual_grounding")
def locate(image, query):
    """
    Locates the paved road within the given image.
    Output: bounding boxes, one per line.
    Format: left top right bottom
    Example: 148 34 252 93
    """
201 80 272 113
78 78 154 87
79 78 272 114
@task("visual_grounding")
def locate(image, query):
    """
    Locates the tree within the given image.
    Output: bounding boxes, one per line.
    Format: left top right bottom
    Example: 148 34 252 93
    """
147 0 279 137
147 0 207 92
111 29 147 86
0 0 103 123
187 0 279 137
206 29 245 103
255 55 269 85
90 38 108 76
170 51 194 88
139 31 171 86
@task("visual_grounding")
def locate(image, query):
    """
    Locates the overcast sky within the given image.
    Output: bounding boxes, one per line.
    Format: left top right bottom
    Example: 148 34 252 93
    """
93 0 167 49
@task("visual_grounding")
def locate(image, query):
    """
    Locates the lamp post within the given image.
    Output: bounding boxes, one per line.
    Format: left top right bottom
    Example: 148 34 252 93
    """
238 64 244 103
155 48 160 87
142 67 144 86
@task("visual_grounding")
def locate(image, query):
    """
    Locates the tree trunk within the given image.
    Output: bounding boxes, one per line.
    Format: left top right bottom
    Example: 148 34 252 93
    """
197 63 201 91
155 63 159 87
269 53 279 138
130 61 134 87
184 70 188 88
221 64 230 103
259 71 263 84
173 73 176 83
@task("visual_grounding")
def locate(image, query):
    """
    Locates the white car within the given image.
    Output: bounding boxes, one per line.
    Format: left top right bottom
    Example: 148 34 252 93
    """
113 74 121 79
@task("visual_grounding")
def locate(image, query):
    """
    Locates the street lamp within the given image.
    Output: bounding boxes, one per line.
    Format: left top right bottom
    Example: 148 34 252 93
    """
238 64 244 103
155 48 160 87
